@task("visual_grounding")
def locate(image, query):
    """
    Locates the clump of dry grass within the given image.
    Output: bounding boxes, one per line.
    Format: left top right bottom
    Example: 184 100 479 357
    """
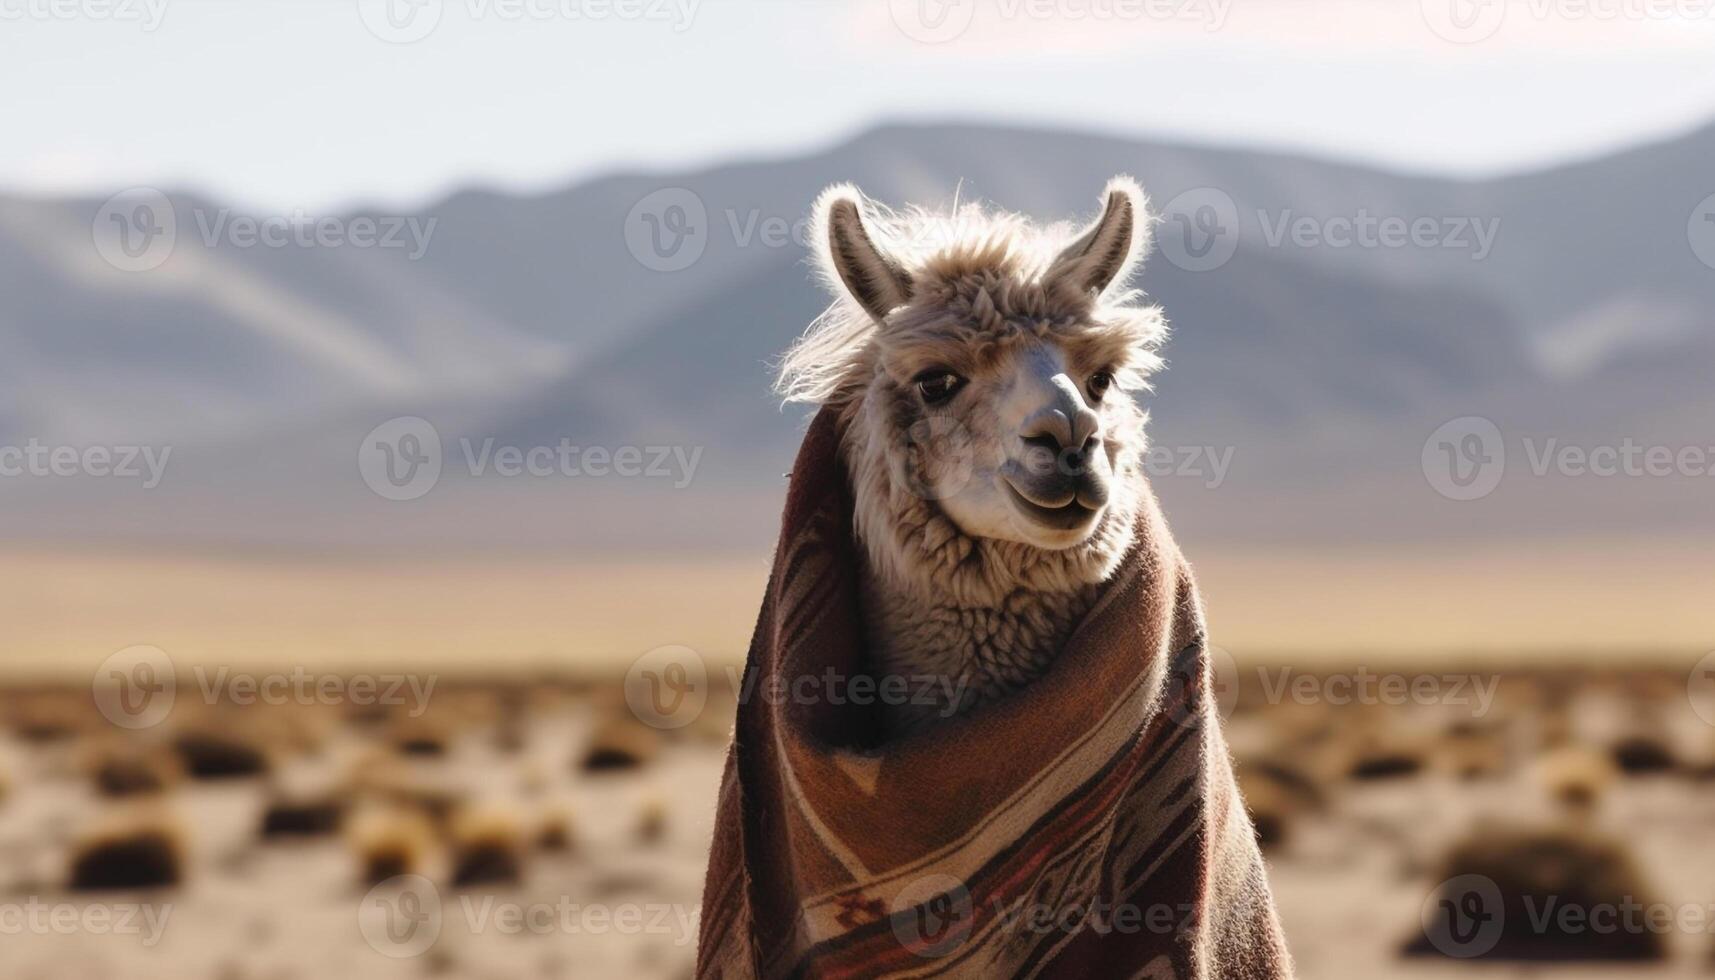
579 717 662 773
393 721 450 758
449 805 526 887
1406 822 1666 961
1436 719 1511 781
1535 745 1617 815
1610 733 1676 776
637 795 668 845
68 809 186 891
12 692 87 743
536 805 574 852
260 794 345 839
1347 745 1425 782
91 748 180 798
172 729 269 779
348 806 437 884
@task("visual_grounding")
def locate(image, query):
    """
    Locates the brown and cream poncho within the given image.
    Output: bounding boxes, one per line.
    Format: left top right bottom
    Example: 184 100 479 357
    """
697 410 1292 979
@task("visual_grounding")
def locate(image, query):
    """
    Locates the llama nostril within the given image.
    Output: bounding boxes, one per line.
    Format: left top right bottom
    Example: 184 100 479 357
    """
1020 434 1061 477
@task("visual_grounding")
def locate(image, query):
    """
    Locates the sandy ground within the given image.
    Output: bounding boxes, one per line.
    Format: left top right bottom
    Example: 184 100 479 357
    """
0 541 1709 675
2 670 1714 979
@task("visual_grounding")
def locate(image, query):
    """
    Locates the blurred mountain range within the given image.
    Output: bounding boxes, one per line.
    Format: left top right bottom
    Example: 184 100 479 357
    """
2 120 1713 556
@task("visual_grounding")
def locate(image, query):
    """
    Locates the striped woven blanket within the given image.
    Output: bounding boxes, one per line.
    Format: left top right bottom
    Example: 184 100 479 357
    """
696 411 1292 979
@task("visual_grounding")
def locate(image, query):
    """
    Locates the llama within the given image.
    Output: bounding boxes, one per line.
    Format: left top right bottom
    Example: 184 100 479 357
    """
696 179 1291 979
779 177 1162 733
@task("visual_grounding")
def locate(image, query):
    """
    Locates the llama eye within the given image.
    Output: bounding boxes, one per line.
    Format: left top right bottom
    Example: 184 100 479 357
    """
914 370 966 405
1087 371 1114 401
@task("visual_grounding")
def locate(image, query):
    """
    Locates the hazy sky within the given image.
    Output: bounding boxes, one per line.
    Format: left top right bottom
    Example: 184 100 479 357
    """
4 0 1715 210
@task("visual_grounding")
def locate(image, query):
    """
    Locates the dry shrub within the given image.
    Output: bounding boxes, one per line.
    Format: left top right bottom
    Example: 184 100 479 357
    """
1610 733 1676 776
1536 746 1617 814
92 750 179 798
1437 719 1511 781
349 807 436 884
637 796 668 845
579 717 662 773
1348 748 1425 782
1406 823 1666 961
449 805 525 886
68 811 185 891
261 795 345 839
173 729 269 779
12 693 86 743
393 722 449 758
537 806 575 852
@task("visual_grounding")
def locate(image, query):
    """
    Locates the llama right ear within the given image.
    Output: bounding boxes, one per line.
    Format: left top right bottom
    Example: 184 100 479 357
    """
813 184 913 322
1047 177 1151 297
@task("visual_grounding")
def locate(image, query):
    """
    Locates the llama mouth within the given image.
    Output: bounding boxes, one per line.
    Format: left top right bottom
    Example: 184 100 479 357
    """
1002 480 1100 532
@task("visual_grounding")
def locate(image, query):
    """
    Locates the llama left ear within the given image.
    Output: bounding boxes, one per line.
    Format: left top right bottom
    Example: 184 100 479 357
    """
1047 177 1151 297
812 183 914 322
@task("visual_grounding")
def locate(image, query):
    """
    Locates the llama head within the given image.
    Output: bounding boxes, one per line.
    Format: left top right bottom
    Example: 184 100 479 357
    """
780 179 1168 597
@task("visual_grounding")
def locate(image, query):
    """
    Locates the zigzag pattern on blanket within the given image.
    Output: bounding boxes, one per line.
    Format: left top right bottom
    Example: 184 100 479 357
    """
695 409 1292 979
